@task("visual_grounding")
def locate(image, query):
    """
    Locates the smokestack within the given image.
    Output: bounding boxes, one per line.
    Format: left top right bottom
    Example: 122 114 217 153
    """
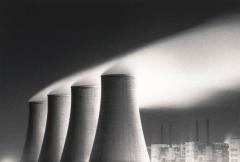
60 86 100 162
169 124 172 147
39 94 71 162
206 119 210 145
161 125 164 144
196 120 199 142
21 101 48 162
89 74 150 162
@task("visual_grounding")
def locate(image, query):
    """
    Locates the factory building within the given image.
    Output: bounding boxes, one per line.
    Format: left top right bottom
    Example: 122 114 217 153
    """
149 119 230 162
229 138 240 162
184 142 196 162
173 144 185 162
151 144 170 162
212 143 229 162
195 142 206 162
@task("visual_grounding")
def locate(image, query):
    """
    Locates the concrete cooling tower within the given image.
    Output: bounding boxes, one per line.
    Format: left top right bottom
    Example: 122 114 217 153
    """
89 74 150 162
39 94 71 162
21 101 48 162
61 86 100 162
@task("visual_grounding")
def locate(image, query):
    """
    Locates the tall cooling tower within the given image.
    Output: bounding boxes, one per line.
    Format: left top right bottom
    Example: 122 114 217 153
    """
61 86 100 162
21 101 48 162
89 74 150 162
39 94 71 162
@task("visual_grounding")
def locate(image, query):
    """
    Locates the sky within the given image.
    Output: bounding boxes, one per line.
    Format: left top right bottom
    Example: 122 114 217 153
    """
1 1 240 161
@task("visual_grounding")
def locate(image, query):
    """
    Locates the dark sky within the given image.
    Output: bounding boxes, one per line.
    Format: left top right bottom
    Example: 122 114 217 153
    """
1 0 240 159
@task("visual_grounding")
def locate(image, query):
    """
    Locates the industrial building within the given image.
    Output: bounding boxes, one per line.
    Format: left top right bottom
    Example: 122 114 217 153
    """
213 143 229 162
229 138 240 162
150 120 229 162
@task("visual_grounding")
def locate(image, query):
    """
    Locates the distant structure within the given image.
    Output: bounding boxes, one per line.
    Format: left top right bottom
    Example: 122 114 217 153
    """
151 144 172 162
173 144 185 162
212 143 229 162
161 125 164 144
205 119 214 162
195 120 199 142
150 119 229 162
151 124 185 162
206 119 210 146
21 101 48 162
89 74 150 162
39 94 71 162
229 138 240 162
61 86 100 162
169 124 172 148
196 142 207 162
185 142 195 162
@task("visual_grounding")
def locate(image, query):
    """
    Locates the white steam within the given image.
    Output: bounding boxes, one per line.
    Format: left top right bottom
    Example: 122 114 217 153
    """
31 13 240 109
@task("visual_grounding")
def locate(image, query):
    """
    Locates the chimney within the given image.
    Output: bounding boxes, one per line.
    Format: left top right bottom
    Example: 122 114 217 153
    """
89 74 150 162
196 120 199 142
206 119 210 145
169 124 172 147
39 94 71 162
61 86 100 162
21 101 48 162
161 125 164 144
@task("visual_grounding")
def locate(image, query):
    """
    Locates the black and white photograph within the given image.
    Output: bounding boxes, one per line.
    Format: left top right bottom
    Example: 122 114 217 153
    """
1 0 240 162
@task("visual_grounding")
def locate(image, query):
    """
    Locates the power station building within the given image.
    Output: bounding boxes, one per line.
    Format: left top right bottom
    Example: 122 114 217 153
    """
229 138 240 162
212 143 229 162
150 120 229 162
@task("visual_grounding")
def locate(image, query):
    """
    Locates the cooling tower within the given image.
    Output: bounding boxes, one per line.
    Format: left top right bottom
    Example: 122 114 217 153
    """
39 94 71 162
89 74 150 162
61 86 100 162
21 101 48 162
